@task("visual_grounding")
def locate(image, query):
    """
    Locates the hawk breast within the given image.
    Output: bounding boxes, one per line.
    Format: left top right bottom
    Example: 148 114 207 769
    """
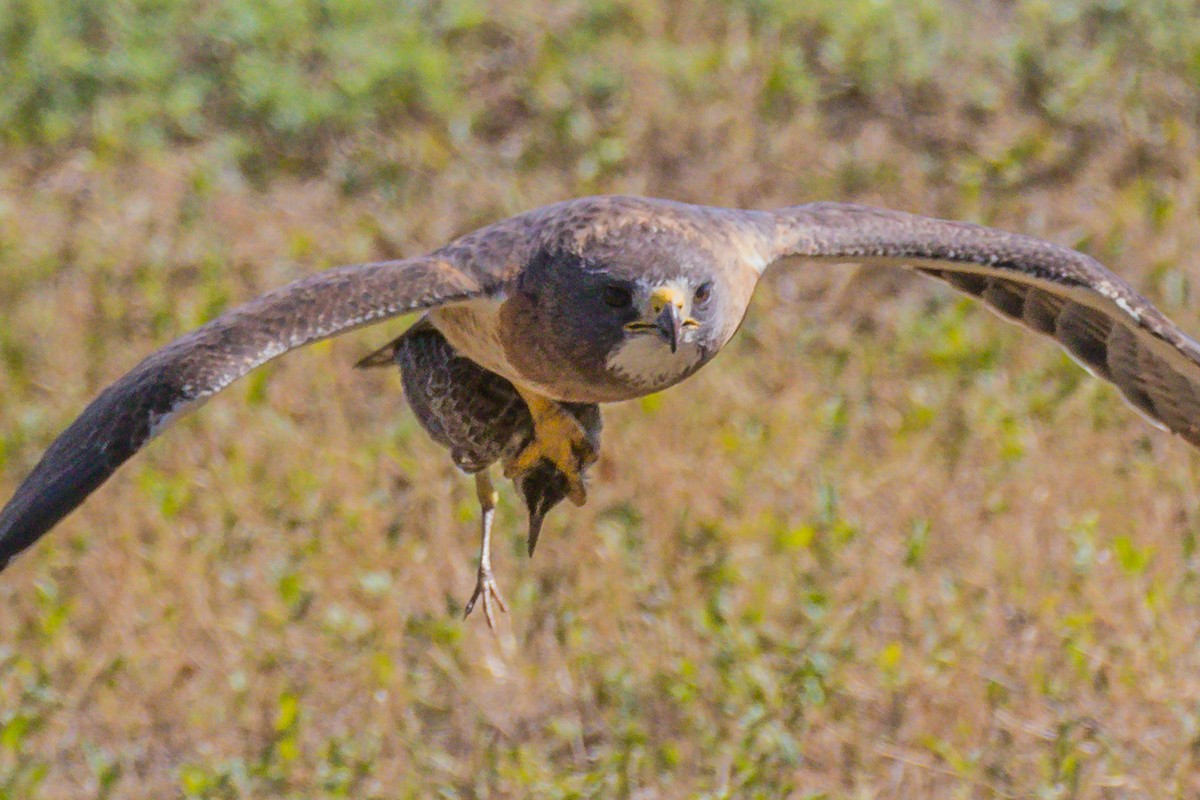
604 336 704 393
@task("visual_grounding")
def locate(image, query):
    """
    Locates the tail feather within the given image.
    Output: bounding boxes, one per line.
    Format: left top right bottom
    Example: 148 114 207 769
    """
354 338 405 369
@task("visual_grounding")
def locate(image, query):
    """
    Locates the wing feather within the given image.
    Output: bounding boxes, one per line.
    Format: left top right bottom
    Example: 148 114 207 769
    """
0 250 505 570
770 202 1200 447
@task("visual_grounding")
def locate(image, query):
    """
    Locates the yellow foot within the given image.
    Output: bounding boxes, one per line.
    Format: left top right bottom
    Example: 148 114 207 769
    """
504 390 597 506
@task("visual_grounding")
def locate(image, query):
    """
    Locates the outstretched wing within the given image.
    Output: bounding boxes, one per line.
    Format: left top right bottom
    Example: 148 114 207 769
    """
0 249 507 570
768 202 1200 447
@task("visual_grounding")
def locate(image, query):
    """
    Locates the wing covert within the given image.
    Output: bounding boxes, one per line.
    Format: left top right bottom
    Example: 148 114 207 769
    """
0 250 503 570
768 202 1200 447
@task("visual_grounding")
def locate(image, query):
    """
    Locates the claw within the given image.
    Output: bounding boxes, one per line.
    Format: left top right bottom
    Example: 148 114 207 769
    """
464 470 507 630
464 564 508 629
505 391 597 507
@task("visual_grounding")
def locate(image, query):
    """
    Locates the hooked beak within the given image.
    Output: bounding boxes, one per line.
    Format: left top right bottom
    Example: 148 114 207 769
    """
655 302 684 354
624 285 698 352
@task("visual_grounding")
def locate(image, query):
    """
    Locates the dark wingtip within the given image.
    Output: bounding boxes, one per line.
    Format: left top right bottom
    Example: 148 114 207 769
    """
0 446 117 571
0 370 167 572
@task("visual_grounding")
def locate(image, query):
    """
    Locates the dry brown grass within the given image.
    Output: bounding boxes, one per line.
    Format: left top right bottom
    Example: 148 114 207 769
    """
4 2 1200 797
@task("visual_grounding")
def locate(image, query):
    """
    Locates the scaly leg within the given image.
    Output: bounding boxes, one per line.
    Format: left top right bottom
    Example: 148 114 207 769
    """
464 470 507 628
504 388 598 506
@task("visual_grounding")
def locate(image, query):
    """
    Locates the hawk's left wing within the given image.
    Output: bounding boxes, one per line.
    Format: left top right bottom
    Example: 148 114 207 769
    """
767 202 1200 447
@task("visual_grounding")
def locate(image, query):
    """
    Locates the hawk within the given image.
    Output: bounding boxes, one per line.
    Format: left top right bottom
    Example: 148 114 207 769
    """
2 196 1199 626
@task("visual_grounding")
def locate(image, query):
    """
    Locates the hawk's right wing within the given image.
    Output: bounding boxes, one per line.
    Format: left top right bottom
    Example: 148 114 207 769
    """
0 233 522 570
767 202 1200 448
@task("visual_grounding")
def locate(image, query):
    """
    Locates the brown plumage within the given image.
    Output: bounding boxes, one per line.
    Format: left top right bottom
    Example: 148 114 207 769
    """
355 318 600 555
3 195 1200 623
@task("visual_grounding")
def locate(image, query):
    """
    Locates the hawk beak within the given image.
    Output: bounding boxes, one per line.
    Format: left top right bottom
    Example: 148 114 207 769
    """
655 304 683 353
650 287 685 353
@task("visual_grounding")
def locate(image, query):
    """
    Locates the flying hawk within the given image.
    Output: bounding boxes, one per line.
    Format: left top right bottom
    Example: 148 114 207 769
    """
2 196 1198 626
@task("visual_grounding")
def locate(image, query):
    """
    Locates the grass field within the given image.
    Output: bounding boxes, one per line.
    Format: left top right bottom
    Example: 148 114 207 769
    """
4 1 1200 797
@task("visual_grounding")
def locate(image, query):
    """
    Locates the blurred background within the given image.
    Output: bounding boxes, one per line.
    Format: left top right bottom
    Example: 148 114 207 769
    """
2 0 1200 796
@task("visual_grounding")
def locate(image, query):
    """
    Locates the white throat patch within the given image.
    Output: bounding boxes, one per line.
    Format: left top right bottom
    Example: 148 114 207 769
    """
605 334 703 392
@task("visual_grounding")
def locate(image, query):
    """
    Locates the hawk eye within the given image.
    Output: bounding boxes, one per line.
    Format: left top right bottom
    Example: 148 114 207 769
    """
694 281 713 306
603 284 633 309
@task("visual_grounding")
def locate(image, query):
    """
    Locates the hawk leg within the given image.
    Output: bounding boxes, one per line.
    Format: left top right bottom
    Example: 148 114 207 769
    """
504 389 598 506
463 470 508 629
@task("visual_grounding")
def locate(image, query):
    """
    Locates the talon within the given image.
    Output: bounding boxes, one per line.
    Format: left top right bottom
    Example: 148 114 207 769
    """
464 565 508 630
506 390 597 507
464 470 507 631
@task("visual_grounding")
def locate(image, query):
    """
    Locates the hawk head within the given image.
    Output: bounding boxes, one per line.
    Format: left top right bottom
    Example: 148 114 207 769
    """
500 225 764 402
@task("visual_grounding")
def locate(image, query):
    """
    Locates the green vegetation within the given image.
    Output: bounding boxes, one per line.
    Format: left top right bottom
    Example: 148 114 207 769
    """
3 0 1200 796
